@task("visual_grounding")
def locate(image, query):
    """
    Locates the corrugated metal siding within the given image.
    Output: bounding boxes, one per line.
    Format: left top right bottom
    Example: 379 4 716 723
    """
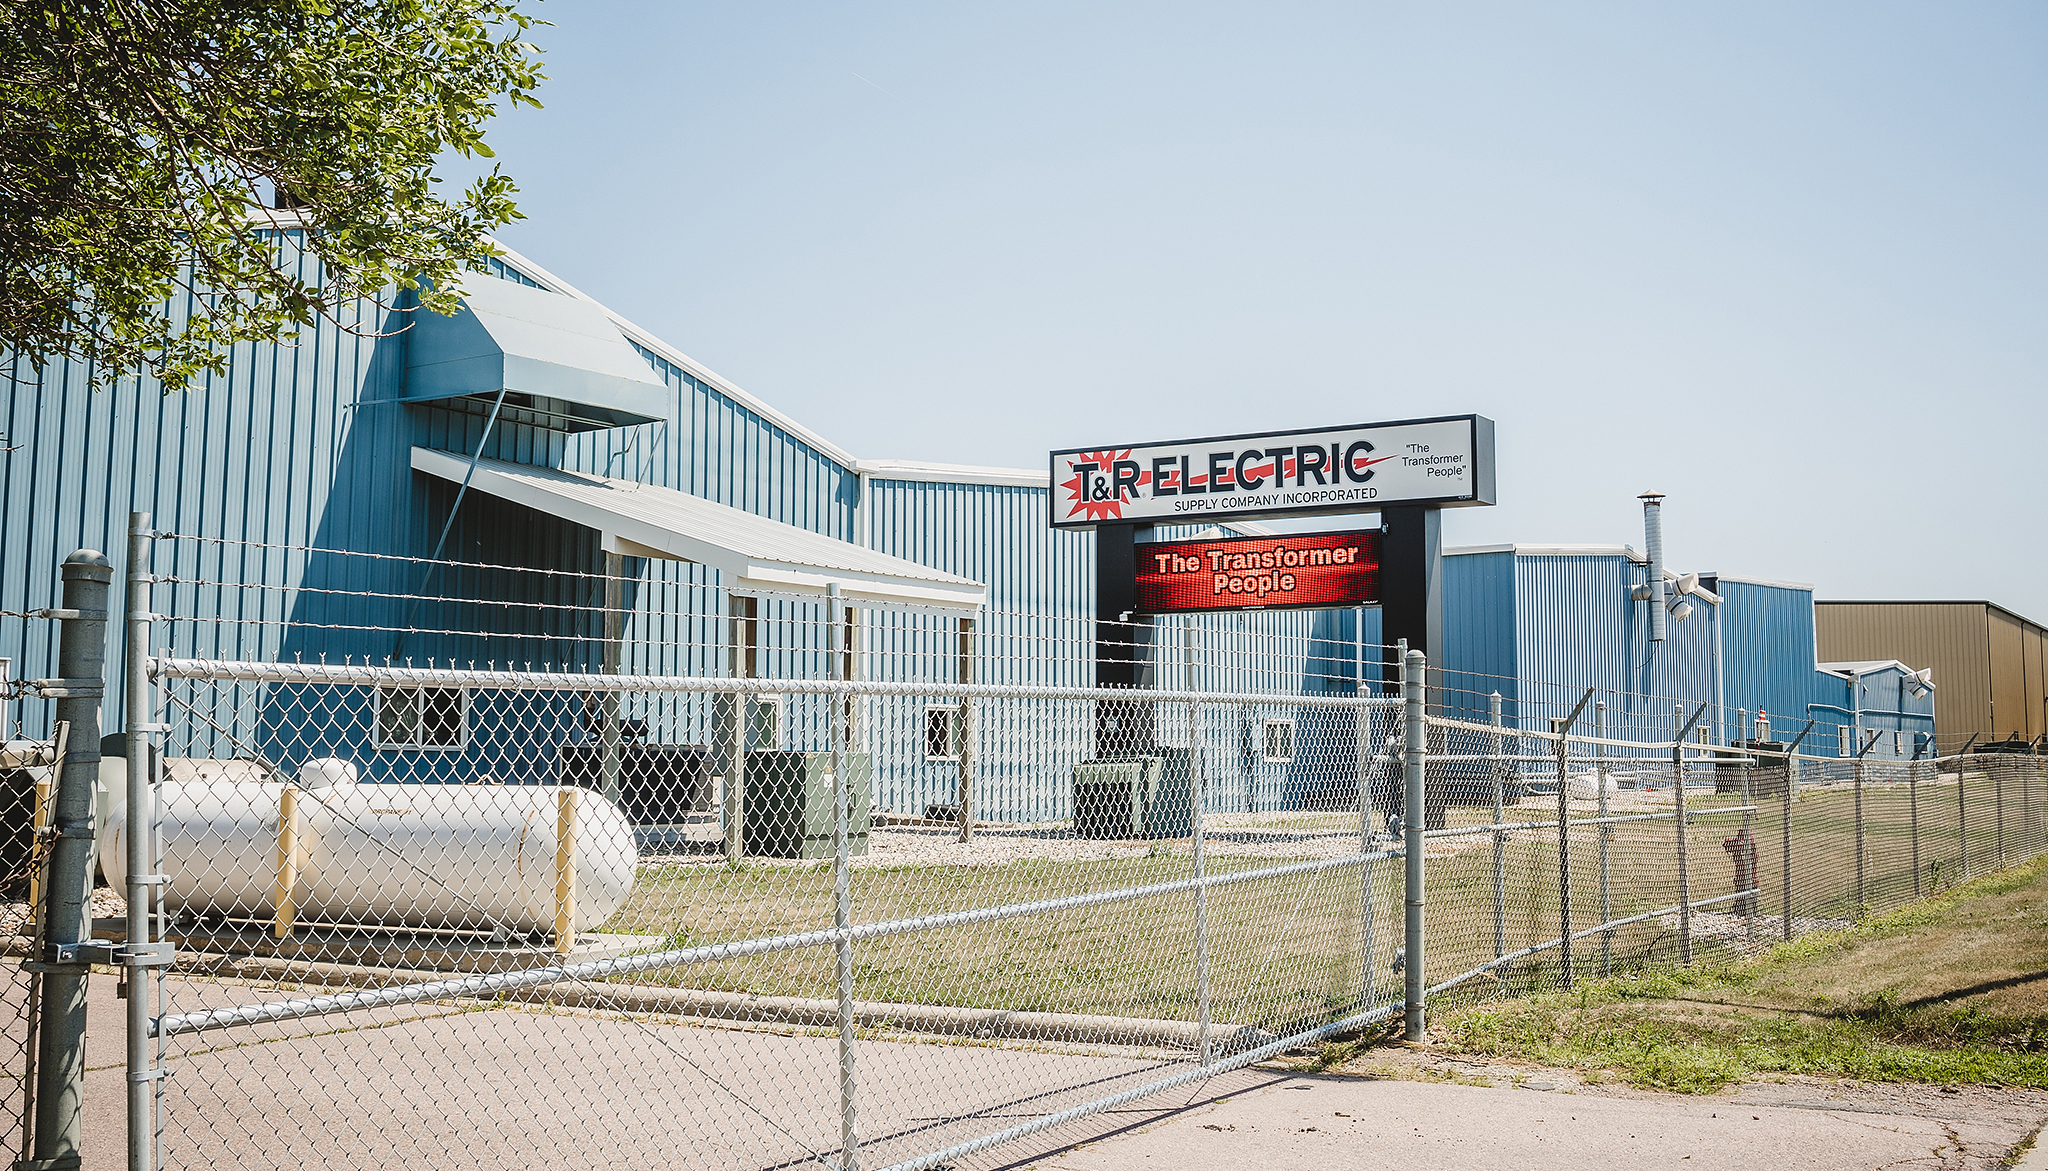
1989 609 2028 740
1508 552 1715 746
2023 625 2045 740
1816 602 1994 749
580 343 857 540
1 231 408 738
1442 550 1517 723
1719 579 1823 740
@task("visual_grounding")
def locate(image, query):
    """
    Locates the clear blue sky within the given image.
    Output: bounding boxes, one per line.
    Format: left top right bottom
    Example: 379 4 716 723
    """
459 2 2048 617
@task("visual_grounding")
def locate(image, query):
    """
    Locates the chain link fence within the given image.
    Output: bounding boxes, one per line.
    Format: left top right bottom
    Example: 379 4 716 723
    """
1414 709 2048 1011
4 532 2048 1171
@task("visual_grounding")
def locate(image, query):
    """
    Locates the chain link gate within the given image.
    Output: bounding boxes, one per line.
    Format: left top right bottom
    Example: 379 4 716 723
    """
111 521 1414 1171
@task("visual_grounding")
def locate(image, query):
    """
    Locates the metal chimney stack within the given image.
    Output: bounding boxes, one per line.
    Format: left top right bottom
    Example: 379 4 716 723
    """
1640 491 1667 643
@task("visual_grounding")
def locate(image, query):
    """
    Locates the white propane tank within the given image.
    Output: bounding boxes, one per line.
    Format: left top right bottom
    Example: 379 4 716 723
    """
298 757 359 789
99 779 637 935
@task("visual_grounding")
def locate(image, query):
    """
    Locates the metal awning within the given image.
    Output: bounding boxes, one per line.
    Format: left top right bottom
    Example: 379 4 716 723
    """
411 447 986 614
403 278 670 432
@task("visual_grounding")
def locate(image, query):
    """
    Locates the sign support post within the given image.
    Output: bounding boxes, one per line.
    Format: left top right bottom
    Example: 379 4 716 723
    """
1378 505 1442 687
1094 523 1156 755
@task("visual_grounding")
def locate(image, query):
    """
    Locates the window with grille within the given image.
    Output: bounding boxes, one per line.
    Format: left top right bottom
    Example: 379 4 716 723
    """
376 686 466 750
1262 718 1296 763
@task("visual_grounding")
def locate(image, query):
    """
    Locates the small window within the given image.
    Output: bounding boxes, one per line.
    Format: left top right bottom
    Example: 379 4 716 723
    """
1837 724 1852 757
924 705 960 761
1262 718 1296 763
748 694 782 752
376 686 465 750
1892 730 1902 757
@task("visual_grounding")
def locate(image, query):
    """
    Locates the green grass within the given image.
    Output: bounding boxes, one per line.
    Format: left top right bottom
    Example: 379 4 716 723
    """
596 850 1379 1026
575 771 2043 1058
1433 851 2048 1093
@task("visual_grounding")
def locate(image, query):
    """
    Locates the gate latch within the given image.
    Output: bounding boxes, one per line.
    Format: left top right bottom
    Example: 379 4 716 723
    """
44 941 176 967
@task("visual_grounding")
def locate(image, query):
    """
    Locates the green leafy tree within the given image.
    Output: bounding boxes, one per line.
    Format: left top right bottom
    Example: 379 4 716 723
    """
0 0 544 392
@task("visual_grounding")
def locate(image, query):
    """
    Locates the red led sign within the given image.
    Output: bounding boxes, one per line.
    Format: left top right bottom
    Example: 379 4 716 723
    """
1135 530 1381 614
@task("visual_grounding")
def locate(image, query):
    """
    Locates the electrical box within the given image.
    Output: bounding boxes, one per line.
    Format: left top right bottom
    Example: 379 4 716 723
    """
743 751 872 860
1073 751 1200 840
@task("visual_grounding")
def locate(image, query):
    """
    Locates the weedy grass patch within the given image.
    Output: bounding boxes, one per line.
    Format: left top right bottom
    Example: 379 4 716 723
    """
1435 853 2048 1093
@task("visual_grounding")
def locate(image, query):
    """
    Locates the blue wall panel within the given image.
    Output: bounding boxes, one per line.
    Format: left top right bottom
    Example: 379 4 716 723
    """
1442 550 1517 724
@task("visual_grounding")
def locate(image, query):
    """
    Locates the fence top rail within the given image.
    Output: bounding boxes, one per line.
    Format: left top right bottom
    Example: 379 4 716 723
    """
148 657 1404 709
1423 712 2001 769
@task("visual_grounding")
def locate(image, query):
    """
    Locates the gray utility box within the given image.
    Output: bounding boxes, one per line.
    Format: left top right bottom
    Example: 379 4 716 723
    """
1073 749 1201 840
743 751 871 860
1714 740 1788 797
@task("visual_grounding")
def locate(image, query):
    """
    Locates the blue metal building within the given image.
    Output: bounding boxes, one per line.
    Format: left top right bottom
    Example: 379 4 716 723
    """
0 235 1935 819
1441 547 1935 759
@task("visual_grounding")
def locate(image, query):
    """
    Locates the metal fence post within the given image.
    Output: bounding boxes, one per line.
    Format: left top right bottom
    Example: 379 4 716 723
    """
1909 755 1922 897
598 552 625 806
722 595 756 864
827 585 859 1171
28 549 111 1171
1739 710 1755 939
1402 650 1426 1042
1488 693 1505 964
956 618 975 844
1551 691 1593 991
1958 767 1969 880
1596 700 1612 978
1854 756 1867 912
1673 703 1693 966
126 514 161 1171
1190 698 1210 1067
1781 721 1815 943
1356 670 1380 1012
1996 764 2006 869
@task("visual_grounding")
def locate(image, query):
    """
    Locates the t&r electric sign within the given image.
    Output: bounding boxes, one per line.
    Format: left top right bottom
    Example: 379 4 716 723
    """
1051 414 1495 530
1135 530 1380 614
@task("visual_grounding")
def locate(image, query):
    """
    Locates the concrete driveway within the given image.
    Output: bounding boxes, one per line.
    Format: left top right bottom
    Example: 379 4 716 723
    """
47 974 2048 1171
1020 1065 2048 1171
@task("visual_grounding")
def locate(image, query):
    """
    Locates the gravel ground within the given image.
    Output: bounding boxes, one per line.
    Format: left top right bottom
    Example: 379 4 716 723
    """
1664 908 1854 956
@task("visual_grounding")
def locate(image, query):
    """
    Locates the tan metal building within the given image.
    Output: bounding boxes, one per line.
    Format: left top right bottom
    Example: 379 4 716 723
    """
1815 601 2048 752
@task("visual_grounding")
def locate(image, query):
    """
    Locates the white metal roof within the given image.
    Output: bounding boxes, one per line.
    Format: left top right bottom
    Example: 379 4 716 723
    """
853 458 1048 488
1817 659 1919 679
1713 572 1816 592
411 447 987 614
1445 542 1645 561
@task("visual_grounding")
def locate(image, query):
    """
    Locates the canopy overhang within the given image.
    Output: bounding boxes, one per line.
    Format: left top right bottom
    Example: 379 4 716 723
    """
403 278 670 432
411 447 987 614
